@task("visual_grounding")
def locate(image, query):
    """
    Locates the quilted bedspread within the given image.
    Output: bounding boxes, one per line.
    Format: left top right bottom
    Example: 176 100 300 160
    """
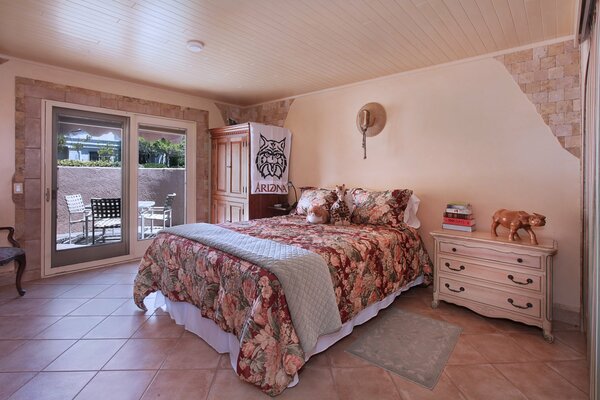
133 215 433 396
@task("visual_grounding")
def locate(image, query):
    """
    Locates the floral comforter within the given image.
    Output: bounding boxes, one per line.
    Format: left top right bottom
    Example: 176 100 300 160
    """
133 215 432 396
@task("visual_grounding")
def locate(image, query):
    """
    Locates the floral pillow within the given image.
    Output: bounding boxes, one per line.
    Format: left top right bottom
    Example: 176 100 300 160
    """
295 187 337 215
351 189 413 226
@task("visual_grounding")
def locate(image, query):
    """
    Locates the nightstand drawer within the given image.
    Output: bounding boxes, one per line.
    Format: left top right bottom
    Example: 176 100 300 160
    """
439 258 542 292
439 277 541 318
439 241 541 269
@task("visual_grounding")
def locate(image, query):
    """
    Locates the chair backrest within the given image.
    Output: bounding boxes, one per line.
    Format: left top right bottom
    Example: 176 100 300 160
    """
65 194 86 214
164 193 176 210
91 198 121 219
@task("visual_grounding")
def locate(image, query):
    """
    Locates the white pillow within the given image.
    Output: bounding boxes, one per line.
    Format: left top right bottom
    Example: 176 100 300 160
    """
403 194 421 228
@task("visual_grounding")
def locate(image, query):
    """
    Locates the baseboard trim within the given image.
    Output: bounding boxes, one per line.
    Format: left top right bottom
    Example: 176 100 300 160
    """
553 303 581 326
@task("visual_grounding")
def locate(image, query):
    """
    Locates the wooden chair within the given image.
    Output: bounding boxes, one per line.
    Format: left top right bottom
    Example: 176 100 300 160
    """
90 198 121 244
0 227 26 296
65 194 89 243
141 193 176 237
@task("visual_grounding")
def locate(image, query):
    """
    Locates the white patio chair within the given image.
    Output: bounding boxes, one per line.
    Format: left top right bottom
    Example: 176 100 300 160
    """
65 194 90 244
141 193 176 237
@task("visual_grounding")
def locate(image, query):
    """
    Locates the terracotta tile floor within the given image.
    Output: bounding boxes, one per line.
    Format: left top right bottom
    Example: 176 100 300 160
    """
0 262 590 399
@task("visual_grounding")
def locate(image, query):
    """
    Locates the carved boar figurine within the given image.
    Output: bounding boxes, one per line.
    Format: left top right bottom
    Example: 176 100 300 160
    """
491 209 546 245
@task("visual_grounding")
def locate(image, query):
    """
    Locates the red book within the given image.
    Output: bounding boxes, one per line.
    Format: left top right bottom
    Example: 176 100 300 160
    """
443 217 476 226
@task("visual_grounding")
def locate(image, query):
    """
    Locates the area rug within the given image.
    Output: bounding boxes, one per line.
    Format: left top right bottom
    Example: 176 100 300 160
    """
346 308 461 389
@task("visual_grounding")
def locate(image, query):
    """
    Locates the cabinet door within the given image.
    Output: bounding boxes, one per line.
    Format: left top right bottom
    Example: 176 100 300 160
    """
213 138 228 196
228 136 245 197
212 198 228 224
228 201 245 223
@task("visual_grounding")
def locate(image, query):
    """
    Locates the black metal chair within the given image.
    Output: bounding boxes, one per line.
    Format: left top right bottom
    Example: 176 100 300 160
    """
90 198 121 244
0 227 26 296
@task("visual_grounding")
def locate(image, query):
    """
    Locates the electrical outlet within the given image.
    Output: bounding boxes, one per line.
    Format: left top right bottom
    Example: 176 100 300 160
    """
13 182 23 194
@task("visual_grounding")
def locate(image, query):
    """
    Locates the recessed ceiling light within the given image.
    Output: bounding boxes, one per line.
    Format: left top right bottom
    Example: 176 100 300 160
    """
186 40 204 53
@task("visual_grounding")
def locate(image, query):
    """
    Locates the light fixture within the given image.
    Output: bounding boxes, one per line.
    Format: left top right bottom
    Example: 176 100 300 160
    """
186 40 205 53
356 102 386 159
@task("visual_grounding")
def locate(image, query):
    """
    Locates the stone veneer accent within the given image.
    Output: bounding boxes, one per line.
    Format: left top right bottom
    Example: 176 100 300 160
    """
495 40 581 158
6 77 209 286
215 99 294 127
0 58 8 65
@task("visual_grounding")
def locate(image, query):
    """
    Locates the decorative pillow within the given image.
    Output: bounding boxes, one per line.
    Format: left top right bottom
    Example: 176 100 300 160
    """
295 187 337 215
351 189 413 226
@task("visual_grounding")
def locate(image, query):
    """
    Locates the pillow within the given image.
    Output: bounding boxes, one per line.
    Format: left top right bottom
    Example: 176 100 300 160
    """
403 194 421 229
351 189 413 226
295 187 337 215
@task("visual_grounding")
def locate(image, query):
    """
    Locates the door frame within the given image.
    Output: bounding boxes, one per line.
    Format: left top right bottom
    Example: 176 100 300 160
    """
41 101 197 277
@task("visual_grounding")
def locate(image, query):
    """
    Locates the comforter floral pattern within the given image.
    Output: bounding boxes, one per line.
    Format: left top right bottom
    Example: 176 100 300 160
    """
133 215 432 396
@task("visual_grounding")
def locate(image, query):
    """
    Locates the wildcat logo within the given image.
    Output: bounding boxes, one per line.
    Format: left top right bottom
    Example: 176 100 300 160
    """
255 134 287 179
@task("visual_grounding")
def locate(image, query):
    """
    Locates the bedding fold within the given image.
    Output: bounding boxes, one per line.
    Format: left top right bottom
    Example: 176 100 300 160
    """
162 223 342 353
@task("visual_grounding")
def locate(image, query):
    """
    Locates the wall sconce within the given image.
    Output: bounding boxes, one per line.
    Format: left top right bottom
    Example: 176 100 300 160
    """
356 102 386 159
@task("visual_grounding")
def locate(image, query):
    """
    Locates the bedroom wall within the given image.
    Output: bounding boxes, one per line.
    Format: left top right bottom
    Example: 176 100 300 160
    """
284 55 582 319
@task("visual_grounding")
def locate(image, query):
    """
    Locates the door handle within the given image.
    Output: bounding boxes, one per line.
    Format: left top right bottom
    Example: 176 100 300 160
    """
45 188 50 202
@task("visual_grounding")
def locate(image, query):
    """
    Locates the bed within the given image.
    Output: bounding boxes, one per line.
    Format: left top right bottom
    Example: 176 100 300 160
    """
133 212 432 396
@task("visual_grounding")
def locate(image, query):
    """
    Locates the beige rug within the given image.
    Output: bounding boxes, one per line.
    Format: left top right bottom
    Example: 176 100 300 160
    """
346 308 461 389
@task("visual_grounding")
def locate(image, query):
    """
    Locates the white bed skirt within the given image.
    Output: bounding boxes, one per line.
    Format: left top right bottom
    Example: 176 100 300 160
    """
154 274 424 387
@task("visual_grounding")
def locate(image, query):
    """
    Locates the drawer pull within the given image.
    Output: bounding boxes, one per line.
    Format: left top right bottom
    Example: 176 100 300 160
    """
507 298 533 309
507 275 533 285
445 262 465 272
445 283 465 293
517 258 523 263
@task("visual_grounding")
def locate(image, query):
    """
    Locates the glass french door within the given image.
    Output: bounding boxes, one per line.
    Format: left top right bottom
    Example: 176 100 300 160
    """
44 104 196 274
50 107 129 267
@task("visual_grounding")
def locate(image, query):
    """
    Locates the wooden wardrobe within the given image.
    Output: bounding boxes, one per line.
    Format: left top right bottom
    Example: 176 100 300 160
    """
210 123 287 223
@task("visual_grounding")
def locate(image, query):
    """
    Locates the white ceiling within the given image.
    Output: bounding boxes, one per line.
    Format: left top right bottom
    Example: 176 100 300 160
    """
0 0 577 106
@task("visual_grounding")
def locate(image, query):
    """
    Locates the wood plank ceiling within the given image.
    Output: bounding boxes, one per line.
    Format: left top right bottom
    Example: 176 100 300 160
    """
0 0 577 106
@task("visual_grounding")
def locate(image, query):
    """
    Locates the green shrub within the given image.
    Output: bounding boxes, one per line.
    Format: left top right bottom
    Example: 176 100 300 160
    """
57 160 121 167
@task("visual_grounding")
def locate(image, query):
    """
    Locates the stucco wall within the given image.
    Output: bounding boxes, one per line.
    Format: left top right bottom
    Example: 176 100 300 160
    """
56 167 185 236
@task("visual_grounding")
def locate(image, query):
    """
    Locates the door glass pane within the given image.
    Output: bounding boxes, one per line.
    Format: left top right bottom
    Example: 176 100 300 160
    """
52 108 128 267
137 124 187 240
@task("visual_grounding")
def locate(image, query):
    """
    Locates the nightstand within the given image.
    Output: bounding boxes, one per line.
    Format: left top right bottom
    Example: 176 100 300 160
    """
430 230 558 342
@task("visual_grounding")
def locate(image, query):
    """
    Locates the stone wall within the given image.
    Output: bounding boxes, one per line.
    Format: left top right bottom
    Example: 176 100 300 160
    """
56 167 186 235
215 98 294 127
7 77 209 286
496 40 581 158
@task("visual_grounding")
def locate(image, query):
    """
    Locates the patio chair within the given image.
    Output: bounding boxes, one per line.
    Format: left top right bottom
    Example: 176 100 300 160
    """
141 193 176 237
65 194 89 244
91 198 121 244
0 227 26 296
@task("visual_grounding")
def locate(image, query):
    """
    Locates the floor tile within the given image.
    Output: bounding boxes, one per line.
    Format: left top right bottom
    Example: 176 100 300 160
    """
218 354 233 370
390 371 467 400
132 316 184 339
446 336 487 365
84 274 136 285
44 339 126 371
553 321 581 331
83 316 149 339
445 364 526 400
393 295 434 314
278 366 338 400
485 317 543 334
74 370 155 400
206 369 272 400
0 299 52 316
35 317 105 340
463 333 539 363
546 359 590 394
110 299 156 316
0 341 25 359
327 335 372 368
34 299 90 316
161 336 220 369
12 285 76 299
69 299 128 316
141 370 214 400
8 371 95 400
103 339 178 370
509 332 585 361
100 263 139 274
0 372 36 400
332 367 399 400
554 330 587 355
305 350 330 368
494 362 587 400
0 340 75 372
59 285 112 299
0 317 61 339
94 285 134 299
439 311 498 334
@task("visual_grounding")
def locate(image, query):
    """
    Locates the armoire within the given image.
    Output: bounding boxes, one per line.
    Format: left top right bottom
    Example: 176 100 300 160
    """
210 123 288 223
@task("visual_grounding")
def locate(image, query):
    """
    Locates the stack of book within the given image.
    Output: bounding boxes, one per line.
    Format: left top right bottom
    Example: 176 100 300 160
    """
443 202 476 232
